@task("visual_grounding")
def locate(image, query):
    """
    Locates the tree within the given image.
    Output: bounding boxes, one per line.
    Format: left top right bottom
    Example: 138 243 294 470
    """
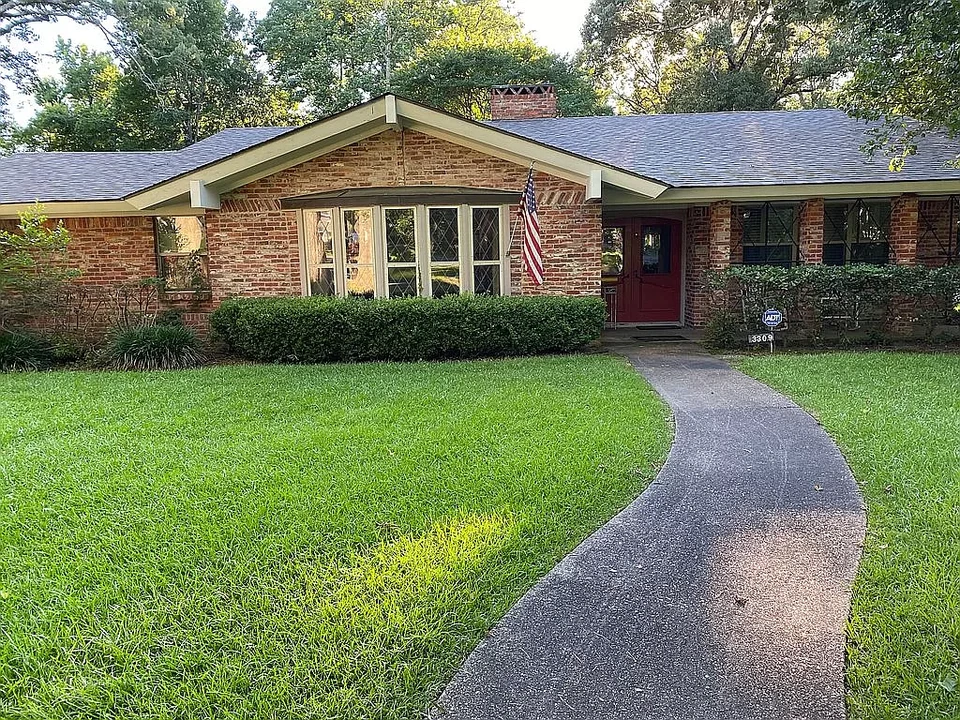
0 0 106 115
581 0 845 114
0 204 76 327
15 40 126 151
104 0 295 148
835 0 960 168
393 45 608 118
256 0 452 114
393 0 606 118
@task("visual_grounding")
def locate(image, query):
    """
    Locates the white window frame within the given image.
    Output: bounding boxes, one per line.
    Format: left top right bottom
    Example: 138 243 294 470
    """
382 206 421 298
300 203 512 299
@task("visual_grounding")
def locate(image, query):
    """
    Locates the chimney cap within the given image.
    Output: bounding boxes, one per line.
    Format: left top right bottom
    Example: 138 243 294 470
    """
490 83 556 96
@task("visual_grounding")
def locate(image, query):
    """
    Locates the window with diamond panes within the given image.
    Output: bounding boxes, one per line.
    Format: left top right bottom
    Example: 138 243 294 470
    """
304 209 337 295
384 207 419 298
429 207 461 298
342 208 376 298
472 207 501 296
741 204 797 267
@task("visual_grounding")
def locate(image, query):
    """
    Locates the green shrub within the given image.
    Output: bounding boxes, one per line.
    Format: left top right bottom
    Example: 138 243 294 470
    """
0 330 56 371
703 310 743 351
707 263 960 343
210 295 606 363
107 325 204 371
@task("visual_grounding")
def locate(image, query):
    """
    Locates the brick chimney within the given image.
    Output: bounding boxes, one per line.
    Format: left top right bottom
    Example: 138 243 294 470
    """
490 84 558 120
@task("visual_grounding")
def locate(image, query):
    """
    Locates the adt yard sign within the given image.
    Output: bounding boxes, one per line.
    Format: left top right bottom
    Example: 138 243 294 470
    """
762 309 783 328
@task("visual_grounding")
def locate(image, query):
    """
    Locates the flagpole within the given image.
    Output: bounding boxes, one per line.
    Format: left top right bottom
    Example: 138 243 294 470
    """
508 161 535 255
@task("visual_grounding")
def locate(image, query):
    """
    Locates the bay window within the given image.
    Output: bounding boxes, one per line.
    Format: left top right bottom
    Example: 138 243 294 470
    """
301 203 510 299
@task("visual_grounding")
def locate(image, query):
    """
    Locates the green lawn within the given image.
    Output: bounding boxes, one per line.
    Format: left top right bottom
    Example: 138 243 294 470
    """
0 356 669 719
739 352 960 720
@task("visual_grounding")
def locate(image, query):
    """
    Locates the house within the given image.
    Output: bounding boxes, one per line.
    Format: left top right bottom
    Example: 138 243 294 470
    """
2 84 960 329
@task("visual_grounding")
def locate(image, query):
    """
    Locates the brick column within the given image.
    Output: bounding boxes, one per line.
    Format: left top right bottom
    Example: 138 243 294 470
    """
709 201 732 270
685 206 710 326
799 198 824 264
890 193 919 264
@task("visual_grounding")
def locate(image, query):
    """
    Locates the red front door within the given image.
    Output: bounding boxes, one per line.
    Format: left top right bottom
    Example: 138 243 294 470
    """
603 218 682 324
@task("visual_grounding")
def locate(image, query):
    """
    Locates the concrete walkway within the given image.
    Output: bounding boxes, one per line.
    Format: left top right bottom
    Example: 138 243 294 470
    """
432 352 866 720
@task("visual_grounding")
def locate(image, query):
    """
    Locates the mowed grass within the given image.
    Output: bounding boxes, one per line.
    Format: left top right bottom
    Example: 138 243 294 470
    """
0 356 670 719
739 352 960 720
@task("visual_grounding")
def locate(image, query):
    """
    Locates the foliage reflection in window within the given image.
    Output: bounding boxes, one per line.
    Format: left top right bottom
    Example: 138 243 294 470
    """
472 207 501 296
343 208 375 298
385 207 418 298
741 204 797 268
154 216 210 292
602 227 624 277
429 207 461 298
824 201 891 266
305 209 336 296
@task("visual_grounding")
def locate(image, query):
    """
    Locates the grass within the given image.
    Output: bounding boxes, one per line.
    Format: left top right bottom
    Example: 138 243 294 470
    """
739 352 960 720
0 355 670 719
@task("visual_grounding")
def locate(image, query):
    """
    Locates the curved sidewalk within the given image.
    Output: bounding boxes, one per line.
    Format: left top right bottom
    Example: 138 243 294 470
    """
432 353 866 720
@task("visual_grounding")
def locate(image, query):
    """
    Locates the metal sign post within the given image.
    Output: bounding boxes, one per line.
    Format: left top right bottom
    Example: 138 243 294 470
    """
748 309 785 353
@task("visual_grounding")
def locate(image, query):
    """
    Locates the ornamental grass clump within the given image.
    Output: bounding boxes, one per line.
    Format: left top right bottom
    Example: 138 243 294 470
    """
0 330 56 371
107 324 204 370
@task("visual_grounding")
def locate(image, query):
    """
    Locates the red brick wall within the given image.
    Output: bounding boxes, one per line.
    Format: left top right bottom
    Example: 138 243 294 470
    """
684 206 710 327
890 194 920 264
799 198 825 264
709 201 732 270
216 128 600 299
61 216 156 285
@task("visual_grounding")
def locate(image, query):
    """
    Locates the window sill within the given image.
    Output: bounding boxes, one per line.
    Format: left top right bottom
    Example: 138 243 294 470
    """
161 289 212 302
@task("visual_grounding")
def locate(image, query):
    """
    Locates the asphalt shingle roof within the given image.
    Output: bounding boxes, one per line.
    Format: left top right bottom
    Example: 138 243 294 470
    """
0 126 295 203
489 109 960 187
3 109 960 204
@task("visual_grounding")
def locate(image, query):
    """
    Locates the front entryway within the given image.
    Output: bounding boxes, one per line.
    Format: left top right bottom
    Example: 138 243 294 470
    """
602 218 682 324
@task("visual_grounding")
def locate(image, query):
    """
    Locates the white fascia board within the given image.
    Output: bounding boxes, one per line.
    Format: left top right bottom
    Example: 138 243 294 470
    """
622 180 960 205
128 99 389 210
0 201 201 219
395 99 668 199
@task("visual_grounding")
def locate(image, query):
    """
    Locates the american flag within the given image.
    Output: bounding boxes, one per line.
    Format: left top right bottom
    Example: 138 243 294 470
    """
519 167 544 285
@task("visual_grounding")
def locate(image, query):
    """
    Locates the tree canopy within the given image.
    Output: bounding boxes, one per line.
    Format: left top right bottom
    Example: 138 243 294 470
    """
836 0 960 168
581 0 845 113
258 0 605 119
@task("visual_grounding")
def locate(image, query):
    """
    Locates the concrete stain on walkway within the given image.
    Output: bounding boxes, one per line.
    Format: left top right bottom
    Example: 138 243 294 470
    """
432 353 866 720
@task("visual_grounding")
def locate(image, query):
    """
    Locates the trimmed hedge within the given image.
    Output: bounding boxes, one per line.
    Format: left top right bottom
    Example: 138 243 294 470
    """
211 295 606 363
705 263 960 347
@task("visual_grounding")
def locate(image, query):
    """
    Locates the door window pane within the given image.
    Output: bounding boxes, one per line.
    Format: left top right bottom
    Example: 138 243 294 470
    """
642 227 670 274
429 207 460 262
343 208 375 298
472 208 500 261
602 227 624 277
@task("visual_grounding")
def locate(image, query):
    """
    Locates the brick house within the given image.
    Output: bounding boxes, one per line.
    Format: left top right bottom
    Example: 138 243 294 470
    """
2 84 960 330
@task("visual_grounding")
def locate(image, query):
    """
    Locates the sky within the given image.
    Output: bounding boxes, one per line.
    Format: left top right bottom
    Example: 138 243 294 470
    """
6 0 593 124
